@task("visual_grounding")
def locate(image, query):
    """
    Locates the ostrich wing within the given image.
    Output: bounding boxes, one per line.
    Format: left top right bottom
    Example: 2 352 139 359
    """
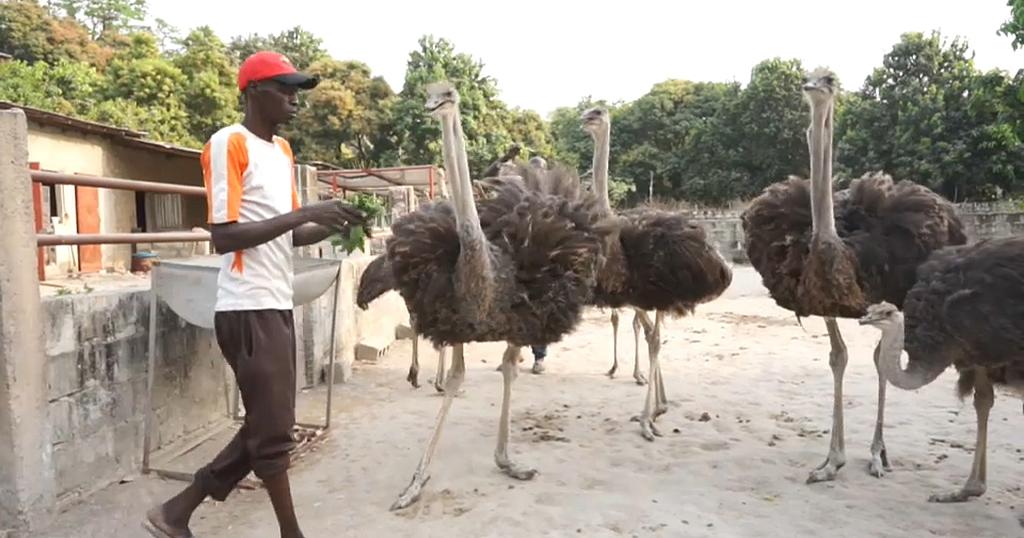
931 238 1024 366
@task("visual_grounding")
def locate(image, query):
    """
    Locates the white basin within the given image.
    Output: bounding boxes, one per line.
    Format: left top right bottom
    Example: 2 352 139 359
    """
151 255 342 329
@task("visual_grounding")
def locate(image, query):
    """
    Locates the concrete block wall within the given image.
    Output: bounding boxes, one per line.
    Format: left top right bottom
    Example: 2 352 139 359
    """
683 201 1023 264
689 211 747 263
957 201 1024 242
42 288 226 499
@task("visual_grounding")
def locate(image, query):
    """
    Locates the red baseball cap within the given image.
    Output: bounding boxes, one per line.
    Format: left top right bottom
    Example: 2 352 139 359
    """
237 51 319 92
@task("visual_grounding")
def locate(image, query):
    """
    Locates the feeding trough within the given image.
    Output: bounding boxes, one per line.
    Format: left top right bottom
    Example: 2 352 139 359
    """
141 255 343 481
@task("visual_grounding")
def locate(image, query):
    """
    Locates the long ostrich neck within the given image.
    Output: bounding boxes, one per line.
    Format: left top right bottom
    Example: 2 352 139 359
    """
439 107 494 308
592 123 612 211
875 314 948 390
809 98 837 239
439 114 466 218
450 107 476 216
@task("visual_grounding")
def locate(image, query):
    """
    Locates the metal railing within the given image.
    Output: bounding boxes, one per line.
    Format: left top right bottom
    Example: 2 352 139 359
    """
31 170 211 247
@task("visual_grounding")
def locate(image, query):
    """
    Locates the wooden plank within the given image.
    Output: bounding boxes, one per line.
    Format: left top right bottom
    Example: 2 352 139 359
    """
75 185 102 272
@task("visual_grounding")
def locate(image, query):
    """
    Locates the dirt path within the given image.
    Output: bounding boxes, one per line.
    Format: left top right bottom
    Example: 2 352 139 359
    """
39 267 1024 537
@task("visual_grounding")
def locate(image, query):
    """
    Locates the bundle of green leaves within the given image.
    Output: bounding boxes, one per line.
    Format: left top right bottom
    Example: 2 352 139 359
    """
329 193 385 254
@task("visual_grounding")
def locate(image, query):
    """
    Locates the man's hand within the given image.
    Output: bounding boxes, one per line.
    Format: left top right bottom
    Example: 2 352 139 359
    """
300 200 369 232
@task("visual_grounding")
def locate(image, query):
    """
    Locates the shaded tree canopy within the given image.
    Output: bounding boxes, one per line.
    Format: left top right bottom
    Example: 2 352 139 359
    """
0 1 1022 206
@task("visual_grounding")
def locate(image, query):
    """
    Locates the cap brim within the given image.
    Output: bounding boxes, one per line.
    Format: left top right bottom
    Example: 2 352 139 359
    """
271 72 320 90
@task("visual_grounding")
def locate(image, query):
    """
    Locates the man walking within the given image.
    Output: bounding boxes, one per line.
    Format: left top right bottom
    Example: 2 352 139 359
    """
144 51 367 538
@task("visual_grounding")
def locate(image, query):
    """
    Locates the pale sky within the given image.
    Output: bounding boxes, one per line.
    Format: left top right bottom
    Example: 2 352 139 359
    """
148 0 1021 117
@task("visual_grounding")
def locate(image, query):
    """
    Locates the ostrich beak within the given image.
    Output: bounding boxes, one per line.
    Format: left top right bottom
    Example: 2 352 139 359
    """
857 313 880 325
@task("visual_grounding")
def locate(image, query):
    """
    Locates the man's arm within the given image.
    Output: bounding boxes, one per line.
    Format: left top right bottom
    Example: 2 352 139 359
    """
211 211 307 253
292 222 336 247
212 202 367 253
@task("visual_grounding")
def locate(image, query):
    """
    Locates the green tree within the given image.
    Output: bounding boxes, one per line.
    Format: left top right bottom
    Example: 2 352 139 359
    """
724 58 808 199
391 35 515 176
228 26 327 69
0 58 103 115
101 32 194 145
48 0 147 39
0 0 111 66
282 58 397 167
613 78 742 203
999 0 1024 50
504 107 554 161
836 31 1022 200
173 26 241 142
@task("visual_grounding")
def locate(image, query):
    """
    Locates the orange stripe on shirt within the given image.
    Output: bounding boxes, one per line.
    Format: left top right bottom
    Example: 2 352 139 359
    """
276 137 301 210
200 142 213 222
231 251 244 274
226 132 248 221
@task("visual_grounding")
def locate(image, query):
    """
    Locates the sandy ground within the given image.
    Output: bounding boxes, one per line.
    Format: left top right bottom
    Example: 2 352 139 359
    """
37 266 1024 537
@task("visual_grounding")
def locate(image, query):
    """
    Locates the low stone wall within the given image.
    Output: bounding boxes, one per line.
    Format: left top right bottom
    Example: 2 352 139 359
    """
688 210 746 263
686 201 1023 263
43 287 226 500
956 201 1024 242
39 249 409 501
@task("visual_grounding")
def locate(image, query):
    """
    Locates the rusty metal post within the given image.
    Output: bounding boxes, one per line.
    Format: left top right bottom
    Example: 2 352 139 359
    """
29 162 44 282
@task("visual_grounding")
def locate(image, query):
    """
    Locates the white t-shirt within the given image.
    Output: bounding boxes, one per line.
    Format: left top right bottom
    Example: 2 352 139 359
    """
201 124 301 312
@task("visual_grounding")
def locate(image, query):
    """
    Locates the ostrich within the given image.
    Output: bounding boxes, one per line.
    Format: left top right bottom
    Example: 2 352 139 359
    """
581 106 734 441
858 235 1024 505
581 107 645 386
385 81 610 509
357 145 525 392
740 68 967 482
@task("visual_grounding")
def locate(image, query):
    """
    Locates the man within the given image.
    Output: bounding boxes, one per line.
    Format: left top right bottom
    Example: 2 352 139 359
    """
144 51 366 538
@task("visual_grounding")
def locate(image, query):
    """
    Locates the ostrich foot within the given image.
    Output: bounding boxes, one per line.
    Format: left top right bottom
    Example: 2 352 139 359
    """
430 389 465 397
868 443 891 478
928 482 986 503
633 371 648 386
807 454 846 484
433 377 445 393
630 415 663 441
406 367 420 389
496 460 538 481
390 471 431 511
607 364 618 378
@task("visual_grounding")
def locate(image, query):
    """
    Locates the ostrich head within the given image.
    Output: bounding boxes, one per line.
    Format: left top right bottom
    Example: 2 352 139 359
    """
857 302 901 328
529 156 547 170
580 107 610 136
801 67 837 108
425 82 459 118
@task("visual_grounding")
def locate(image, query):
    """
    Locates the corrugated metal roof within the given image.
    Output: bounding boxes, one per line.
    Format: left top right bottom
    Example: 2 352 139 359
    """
0 101 201 159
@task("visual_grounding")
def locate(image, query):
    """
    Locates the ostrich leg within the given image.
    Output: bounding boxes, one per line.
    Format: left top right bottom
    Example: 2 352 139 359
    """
630 311 648 386
391 344 466 510
433 344 447 393
632 311 664 441
930 367 993 503
406 319 420 388
495 343 538 480
869 342 892 477
607 309 620 378
653 323 669 420
807 317 848 483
